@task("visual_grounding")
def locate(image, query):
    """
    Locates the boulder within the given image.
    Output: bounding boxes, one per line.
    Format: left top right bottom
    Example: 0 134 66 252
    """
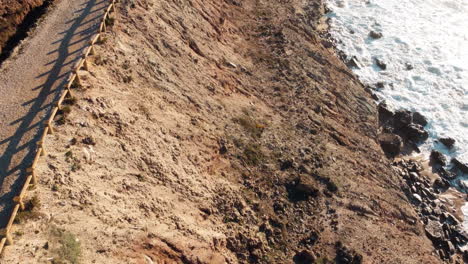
377 102 394 122
369 30 383 39
459 180 468 192
439 137 455 149
347 56 361 69
393 110 412 129
405 62 414 70
430 150 447 166
375 58 387 70
412 193 422 204
437 168 456 180
375 82 385 89
412 112 428 127
451 158 468 174
378 133 402 156
425 220 444 241
402 124 429 142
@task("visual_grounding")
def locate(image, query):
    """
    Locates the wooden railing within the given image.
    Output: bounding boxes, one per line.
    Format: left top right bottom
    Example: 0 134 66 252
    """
0 0 118 255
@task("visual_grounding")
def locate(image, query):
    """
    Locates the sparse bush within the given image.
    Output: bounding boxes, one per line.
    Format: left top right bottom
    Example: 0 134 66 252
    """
51 228 81 264
63 96 77 105
233 115 266 138
105 17 115 27
65 150 73 159
15 195 41 224
59 105 72 115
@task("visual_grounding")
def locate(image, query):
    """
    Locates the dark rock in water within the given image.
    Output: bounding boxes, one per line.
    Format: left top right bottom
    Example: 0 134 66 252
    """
405 62 414 70
347 56 361 69
293 250 316 264
321 40 333 49
369 30 383 39
439 137 455 149
375 82 385 89
444 240 456 255
434 178 450 190
378 133 402 156
451 158 468 174
403 124 429 142
437 168 456 180
375 58 387 70
393 110 413 129
430 150 447 166
412 112 428 127
458 180 468 192
377 101 394 122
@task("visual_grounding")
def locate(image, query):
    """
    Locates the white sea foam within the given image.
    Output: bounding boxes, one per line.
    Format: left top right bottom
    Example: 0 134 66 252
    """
326 0 468 164
325 0 468 228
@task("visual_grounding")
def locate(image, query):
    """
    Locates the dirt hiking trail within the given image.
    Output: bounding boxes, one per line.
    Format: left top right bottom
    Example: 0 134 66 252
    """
0 0 107 228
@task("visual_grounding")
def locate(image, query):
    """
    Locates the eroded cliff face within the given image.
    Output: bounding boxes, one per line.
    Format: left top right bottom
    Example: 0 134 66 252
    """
0 0 453 263
0 0 52 58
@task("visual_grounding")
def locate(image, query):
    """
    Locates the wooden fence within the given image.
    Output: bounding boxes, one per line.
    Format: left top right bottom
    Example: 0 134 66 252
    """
0 0 118 255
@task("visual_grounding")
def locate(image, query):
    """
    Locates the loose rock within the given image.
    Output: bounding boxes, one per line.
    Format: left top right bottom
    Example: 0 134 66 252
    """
430 150 446 166
439 137 455 149
412 112 428 127
369 30 383 39
378 133 402 157
375 58 387 70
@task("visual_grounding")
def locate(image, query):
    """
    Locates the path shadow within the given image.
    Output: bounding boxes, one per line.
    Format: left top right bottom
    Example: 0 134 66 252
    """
0 0 105 228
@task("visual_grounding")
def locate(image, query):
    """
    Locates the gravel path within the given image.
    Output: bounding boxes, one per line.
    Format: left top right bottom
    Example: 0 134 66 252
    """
0 0 108 227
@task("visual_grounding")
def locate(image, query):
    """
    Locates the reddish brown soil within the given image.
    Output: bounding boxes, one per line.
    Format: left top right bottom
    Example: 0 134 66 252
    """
0 0 49 55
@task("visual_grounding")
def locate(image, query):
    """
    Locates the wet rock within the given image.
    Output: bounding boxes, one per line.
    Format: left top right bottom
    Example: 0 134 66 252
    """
412 112 428 127
375 58 387 70
375 82 385 89
430 150 447 166
458 180 468 192
393 110 412 129
405 62 414 70
409 172 420 182
402 124 429 142
412 193 422 204
451 158 468 174
378 133 402 156
437 168 456 180
346 56 361 69
443 240 456 255
439 137 455 149
377 101 394 122
293 250 316 264
369 30 383 39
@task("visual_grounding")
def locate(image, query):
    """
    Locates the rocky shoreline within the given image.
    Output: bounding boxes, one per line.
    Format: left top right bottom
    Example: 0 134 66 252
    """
394 158 468 261
321 6 468 262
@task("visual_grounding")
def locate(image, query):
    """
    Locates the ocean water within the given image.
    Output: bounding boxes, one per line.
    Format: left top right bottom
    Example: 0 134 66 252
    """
325 0 468 224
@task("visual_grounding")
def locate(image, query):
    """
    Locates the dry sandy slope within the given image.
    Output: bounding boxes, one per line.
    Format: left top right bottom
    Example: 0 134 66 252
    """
2 0 447 263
